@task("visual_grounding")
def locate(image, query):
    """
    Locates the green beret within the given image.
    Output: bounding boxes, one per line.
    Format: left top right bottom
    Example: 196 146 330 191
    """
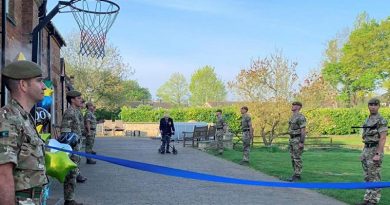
2 60 42 79
66 90 82 98
216 109 222 113
368 98 380 105
292 101 303 106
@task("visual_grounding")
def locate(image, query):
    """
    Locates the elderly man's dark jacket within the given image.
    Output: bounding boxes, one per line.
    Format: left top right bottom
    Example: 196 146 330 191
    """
159 117 175 136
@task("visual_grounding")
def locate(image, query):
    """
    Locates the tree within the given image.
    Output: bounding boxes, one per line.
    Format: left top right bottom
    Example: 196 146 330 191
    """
322 13 390 106
189 66 226 106
122 80 151 102
156 72 189 106
296 72 338 109
62 33 133 111
229 51 298 145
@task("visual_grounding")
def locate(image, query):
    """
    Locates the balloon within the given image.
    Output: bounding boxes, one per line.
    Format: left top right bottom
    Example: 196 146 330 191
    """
40 133 51 142
36 125 43 133
37 96 52 111
35 107 51 126
44 88 53 96
48 139 72 154
45 152 77 183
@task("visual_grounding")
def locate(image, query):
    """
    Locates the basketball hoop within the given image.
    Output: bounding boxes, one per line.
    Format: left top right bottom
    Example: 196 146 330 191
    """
68 0 120 58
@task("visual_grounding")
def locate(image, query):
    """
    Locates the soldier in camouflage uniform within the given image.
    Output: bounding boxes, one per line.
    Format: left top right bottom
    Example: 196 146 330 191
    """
239 106 253 165
61 90 85 205
79 100 86 149
287 101 306 182
84 102 97 164
0 60 48 205
215 109 227 155
356 98 387 205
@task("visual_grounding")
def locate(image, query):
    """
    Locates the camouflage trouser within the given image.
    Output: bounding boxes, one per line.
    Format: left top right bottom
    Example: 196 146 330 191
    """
64 142 81 200
361 146 383 204
289 137 303 176
216 130 224 153
15 197 41 205
85 132 96 155
242 131 251 161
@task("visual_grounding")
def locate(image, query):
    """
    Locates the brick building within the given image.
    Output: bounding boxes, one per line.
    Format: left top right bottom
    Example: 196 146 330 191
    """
0 0 68 134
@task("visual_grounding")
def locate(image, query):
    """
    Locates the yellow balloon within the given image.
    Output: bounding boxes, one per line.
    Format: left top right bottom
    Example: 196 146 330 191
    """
45 152 77 183
36 125 43 133
44 88 53 96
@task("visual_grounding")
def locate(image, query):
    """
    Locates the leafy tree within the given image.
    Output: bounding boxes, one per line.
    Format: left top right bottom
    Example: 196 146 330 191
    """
156 72 189 106
296 72 338 109
229 51 298 145
322 13 390 106
189 66 226 105
122 80 151 102
62 33 134 111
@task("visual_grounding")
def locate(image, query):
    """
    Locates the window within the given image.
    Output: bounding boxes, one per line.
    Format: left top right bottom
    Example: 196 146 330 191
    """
6 0 15 22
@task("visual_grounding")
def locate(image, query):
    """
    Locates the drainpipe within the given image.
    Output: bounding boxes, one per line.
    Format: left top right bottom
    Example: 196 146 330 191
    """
1 0 6 106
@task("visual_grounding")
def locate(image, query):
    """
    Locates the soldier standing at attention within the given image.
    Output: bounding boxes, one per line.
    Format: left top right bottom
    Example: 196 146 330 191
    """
356 98 387 205
239 106 253 165
0 60 48 205
215 109 227 155
287 101 306 182
84 102 97 164
61 90 85 205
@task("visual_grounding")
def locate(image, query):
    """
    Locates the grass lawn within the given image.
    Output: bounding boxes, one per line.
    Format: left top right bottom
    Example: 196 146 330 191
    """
215 146 390 205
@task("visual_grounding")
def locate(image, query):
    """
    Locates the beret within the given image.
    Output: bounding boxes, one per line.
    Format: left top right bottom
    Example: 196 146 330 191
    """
2 60 42 79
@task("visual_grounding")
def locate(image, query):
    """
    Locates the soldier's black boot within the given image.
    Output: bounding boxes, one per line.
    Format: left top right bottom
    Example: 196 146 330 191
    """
287 175 301 182
76 174 87 183
86 158 97 164
166 149 171 154
64 200 83 205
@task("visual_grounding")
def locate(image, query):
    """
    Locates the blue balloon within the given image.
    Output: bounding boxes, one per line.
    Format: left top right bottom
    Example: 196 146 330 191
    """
37 96 52 110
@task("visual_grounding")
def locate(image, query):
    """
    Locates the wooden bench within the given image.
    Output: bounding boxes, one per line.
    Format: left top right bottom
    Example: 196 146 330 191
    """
113 120 126 136
182 126 208 147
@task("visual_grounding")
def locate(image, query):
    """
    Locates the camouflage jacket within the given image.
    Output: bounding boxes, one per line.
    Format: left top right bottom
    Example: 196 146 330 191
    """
78 109 85 136
288 112 306 135
215 116 226 129
84 110 97 134
0 99 48 191
362 113 388 143
241 113 251 131
61 106 82 136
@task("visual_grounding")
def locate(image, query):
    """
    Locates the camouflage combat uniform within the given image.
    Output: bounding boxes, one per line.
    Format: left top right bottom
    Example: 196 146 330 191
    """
288 112 306 177
241 113 252 162
0 99 48 205
78 109 85 148
361 113 387 204
215 115 226 154
84 110 97 154
61 106 82 201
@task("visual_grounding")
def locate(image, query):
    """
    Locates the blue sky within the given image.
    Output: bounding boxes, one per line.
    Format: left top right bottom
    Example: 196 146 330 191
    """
48 0 390 100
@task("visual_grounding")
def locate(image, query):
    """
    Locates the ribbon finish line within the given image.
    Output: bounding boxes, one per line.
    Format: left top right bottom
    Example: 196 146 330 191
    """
46 146 390 189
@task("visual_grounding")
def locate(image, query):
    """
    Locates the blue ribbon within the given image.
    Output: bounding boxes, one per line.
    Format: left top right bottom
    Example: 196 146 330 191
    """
46 146 390 189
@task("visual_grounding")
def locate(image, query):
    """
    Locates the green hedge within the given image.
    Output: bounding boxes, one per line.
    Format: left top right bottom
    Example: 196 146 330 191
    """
120 105 242 133
119 106 390 135
305 108 390 135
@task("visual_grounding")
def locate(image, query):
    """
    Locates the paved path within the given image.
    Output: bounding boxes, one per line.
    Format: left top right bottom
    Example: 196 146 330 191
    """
48 137 346 205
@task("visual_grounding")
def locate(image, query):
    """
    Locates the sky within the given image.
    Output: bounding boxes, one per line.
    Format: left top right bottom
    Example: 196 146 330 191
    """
47 0 390 100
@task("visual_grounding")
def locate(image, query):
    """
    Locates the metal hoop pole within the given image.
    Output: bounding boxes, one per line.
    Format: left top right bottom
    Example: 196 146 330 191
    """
32 1 71 63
